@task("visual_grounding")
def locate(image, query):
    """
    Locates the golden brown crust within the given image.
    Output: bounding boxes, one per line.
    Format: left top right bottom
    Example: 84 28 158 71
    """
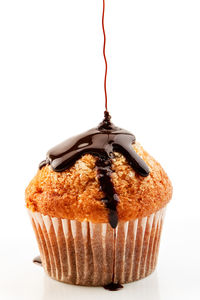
25 143 172 223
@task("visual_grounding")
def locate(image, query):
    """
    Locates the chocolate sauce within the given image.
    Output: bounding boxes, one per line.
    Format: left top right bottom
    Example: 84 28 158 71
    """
33 256 42 266
96 156 119 228
39 160 48 170
104 282 123 291
38 0 149 229
39 111 149 228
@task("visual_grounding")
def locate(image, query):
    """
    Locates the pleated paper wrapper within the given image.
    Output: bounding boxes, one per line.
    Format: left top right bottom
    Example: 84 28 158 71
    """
28 206 166 286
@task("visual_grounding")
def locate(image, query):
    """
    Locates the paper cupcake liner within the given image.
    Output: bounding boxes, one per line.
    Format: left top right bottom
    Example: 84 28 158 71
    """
28 207 166 286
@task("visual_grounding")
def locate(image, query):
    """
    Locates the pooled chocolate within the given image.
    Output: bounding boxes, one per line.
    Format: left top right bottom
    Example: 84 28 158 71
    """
39 111 150 228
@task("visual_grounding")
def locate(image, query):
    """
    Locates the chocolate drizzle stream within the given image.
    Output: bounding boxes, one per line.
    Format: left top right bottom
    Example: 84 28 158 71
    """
39 111 149 228
102 0 108 112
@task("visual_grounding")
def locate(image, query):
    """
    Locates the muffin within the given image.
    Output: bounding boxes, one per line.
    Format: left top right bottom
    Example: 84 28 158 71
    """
25 112 172 287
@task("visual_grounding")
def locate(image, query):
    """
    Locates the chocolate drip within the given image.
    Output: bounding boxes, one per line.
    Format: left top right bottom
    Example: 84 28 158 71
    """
39 160 48 170
96 156 119 228
39 111 150 228
104 282 123 291
33 256 42 266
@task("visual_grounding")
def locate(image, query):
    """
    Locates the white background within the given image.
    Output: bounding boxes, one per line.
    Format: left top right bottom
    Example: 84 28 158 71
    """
0 0 200 299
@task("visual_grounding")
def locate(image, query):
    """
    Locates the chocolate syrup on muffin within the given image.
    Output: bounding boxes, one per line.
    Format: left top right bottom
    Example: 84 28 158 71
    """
34 1 151 290
39 111 149 228
39 160 48 170
38 0 149 229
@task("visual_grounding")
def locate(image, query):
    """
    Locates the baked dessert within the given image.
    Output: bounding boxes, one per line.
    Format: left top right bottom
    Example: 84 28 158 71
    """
26 0 172 290
25 112 172 288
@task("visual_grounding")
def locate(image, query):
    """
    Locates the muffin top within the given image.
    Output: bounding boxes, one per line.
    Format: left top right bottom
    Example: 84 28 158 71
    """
25 142 172 224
